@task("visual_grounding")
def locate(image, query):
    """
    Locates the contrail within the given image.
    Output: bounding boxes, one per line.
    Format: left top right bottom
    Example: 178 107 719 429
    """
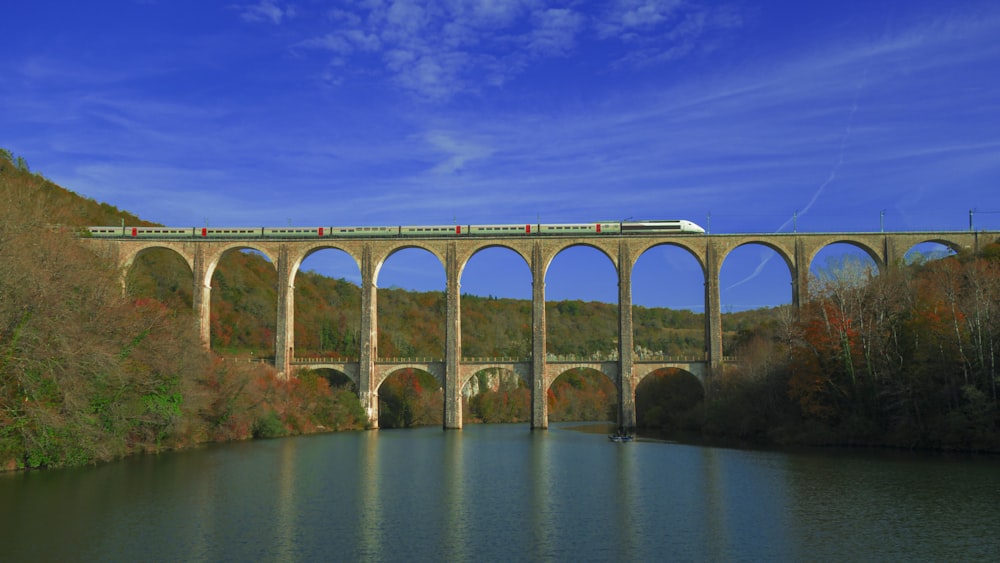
726 68 868 292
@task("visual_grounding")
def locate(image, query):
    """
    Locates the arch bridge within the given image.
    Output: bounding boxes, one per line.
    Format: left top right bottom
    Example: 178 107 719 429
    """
81 229 998 431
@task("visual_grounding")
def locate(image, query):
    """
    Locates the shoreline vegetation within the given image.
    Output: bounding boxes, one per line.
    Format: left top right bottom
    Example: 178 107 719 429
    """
2 150 998 472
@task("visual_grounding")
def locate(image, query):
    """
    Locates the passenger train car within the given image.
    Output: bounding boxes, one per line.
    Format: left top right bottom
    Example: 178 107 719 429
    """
85 220 706 239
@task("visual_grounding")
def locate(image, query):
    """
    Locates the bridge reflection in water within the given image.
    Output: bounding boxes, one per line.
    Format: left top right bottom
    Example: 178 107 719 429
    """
83 229 997 430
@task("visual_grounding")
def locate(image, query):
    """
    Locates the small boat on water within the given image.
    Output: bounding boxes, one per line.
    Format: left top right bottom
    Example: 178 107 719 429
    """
608 430 634 442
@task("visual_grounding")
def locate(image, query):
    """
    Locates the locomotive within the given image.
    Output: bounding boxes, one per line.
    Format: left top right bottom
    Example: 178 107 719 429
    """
85 220 706 239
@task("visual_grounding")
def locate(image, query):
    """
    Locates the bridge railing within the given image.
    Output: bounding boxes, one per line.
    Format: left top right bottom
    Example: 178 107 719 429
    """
461 357 530 363
634 354 707 362
546 353 619 362
224 355 274 364
292 356 359 363
293 356 533 364
279 354 738 365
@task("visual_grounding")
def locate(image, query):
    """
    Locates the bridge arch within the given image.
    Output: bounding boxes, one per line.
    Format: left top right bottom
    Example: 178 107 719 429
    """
718 238 795 276
718 240 796 311
459 242 531 280
637 365 705 387
902 239 961 264
292 247 363 357
631 243 707 357
631 239 707 274
544 363 619 391
463 365 529 389
375 247 448 360
545 246 620 363
299 366 358 389
459 246 533 358
377 367 444 428
550 365 616 387
374 243 446 284
206 246 280 353
547 367 617 422
541 240 620 278
810 242 883 283
119 242 194 275
635 367 705 430
291 244 363 284
806 239 885 275
203 243 278 288
462 366 531 423
122 245 195 307
375 364 446 391
459 362 532 390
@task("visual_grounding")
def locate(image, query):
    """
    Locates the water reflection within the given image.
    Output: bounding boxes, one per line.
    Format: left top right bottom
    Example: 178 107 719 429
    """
443 431 468 561
358 430 381 560
784 450 1000 561
530 429 553 558
274 436 297 560
2 426 1000 561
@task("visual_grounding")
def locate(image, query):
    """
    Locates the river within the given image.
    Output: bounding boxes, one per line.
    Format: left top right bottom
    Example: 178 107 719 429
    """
2 423 999 562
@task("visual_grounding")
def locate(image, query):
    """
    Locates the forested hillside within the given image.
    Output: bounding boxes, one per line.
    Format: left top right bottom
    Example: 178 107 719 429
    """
703 245 1000 450
0 152 366 471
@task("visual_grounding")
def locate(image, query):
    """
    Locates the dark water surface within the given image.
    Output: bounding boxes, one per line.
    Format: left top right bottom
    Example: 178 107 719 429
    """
2 424 999 562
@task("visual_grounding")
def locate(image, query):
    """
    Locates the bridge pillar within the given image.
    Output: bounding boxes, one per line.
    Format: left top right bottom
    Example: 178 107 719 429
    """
705 240 723 378
274 245 294 379
793 238 808 314
531 242 548 429
444 243 463 429
617 241 636 432
192 246 211 347
359 245 379 428
884 235 904 269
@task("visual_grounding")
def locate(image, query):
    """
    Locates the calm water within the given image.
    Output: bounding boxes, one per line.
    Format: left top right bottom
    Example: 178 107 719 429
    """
2 424 999 562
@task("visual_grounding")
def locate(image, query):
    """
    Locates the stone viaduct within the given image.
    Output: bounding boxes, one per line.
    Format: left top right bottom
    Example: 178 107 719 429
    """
80 229 997 431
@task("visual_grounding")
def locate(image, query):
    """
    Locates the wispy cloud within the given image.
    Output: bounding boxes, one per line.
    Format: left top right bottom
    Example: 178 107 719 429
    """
288 0 741 100
425 131 495 175
595 0 741 68
239 0 295 25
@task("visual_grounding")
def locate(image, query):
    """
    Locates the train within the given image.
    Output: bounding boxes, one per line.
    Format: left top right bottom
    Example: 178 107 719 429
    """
85 220 706 239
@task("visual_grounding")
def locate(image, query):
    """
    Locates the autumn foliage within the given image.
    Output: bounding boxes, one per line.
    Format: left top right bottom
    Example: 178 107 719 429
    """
708 251 1000 450
378 369 442 428
0 153 366 470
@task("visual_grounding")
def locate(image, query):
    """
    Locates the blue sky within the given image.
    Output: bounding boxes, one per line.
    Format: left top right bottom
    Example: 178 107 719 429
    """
4 0 999 310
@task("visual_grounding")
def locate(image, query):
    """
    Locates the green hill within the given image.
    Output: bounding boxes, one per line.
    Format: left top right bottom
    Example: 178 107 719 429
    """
0 151 366 471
